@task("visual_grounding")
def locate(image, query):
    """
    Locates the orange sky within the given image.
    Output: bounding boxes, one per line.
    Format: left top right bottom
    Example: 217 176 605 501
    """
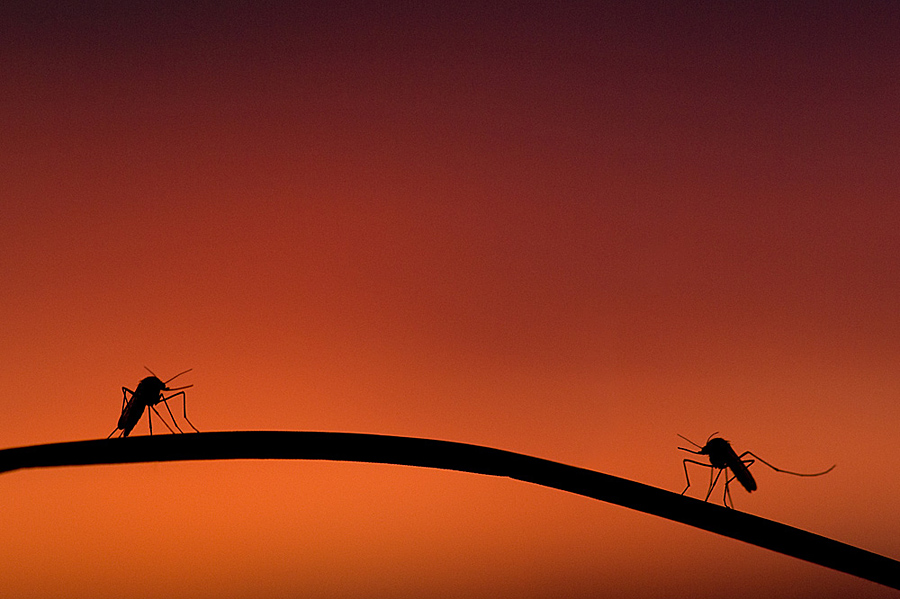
1 2 899 597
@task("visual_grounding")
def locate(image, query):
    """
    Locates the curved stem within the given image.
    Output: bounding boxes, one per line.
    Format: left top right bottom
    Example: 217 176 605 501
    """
0 431 896 590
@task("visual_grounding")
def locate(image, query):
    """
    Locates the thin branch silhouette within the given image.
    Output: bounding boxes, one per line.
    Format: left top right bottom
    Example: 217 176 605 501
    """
0 431 896 590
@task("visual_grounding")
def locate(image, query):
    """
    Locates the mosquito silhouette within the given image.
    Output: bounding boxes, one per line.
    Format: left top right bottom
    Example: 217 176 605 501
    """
678 433 835 509
107 368 198 438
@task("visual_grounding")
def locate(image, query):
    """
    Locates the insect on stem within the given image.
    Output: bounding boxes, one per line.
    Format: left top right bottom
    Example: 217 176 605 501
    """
107 368 199 439
677 433 834 509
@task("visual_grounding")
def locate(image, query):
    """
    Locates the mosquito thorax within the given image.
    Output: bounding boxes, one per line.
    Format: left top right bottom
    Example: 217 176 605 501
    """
704 438 731 451
701 438 733 465
136 376 165 393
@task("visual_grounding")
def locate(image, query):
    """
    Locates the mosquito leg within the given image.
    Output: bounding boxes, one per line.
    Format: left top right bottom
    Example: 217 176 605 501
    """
120 388 134 412
181 392 199 433
163 391 198 433
160 399 184 433
681 459 712 495
739 451 835 477
149 405 176 434
724 476 733 509
705 468 723 502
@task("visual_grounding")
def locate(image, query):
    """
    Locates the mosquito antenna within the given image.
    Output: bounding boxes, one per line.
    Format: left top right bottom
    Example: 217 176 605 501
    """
164 368 193 385
144 366 158 378
706 431 720 444
677 434 702 449
744 452 836 477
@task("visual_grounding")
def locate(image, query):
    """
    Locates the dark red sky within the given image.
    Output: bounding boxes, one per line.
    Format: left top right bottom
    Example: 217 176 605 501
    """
1 2 899 597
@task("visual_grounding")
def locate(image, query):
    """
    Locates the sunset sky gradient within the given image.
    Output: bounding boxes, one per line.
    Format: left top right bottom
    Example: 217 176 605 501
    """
2 2 899 597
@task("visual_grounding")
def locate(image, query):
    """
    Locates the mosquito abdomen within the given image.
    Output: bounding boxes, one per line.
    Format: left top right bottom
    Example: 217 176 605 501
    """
730 458 757 492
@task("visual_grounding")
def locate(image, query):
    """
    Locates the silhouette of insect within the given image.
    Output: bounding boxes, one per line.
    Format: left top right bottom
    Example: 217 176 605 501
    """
107 368 199 438
678 432 835 509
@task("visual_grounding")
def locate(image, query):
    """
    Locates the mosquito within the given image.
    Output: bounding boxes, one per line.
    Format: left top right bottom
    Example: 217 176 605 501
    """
678 432 835 509
107 368 199 438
